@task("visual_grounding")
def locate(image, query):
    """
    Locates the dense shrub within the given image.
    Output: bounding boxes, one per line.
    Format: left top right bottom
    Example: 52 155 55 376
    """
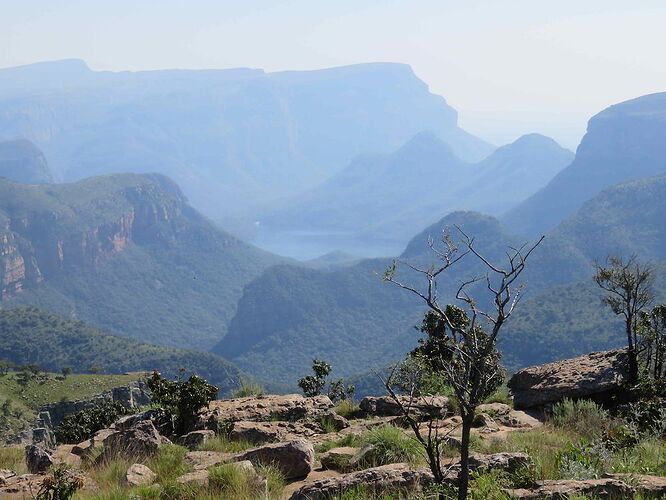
55 401 129 444
551 398 609 440
357 425 421 467
147 371 218 435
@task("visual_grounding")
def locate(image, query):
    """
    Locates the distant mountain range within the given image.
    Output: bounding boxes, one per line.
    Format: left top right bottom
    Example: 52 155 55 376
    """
505 92 666 236
0 139 54 184
0 173 281 349
217 168 666 385
257 132 572 255
0 59 492 221
1 63 665 395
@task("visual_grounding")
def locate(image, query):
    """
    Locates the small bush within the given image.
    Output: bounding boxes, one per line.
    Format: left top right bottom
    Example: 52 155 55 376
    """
231 378 265 398
34 464 84 500
55 401 129 444
551 398 609 440
145 444 190 483
208 463 266 498
335 399 361 419
556 441 611 480
357 425 421 467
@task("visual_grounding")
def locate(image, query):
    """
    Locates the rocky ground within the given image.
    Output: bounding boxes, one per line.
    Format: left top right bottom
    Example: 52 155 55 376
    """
1 350 665 498
1 391 664 498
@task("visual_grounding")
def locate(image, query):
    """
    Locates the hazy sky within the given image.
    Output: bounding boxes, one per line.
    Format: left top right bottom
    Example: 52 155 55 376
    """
2 0 665 149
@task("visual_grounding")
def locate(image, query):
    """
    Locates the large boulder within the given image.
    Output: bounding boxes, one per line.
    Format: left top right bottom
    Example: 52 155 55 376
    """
476 403 542 429
25 445 53 474
228 420 322 445
289 463 434 500
198 395 333 428
96 420 170 463
507 478 635 498
508 349 630 409
181 430 215 450
359 395 449 418
236 439 314 480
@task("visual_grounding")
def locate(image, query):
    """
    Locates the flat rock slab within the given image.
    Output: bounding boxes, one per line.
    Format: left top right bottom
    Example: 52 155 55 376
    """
200 394 333 426
229 420 322 445
359 396 449 419
604 473 666 495
289 463 434 500
507 478 635 498
508 349 630 409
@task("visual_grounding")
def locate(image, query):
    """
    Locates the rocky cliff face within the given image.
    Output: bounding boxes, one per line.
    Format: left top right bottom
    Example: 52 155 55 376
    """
504 92 666 236
0 175 184 299
0 139 54 184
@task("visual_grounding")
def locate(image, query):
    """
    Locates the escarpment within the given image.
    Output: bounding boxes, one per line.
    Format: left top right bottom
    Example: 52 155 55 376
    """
0 174 186 299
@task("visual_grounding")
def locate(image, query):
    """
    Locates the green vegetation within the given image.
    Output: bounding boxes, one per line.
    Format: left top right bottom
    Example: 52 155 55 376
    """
231 378 265 398
147 371 218 435
0 307 242 394
0 173 281 352
56 401 130 444
0 445 26 473
298 358 355 403
196 435 254 454
551 399 610 441
357 425 422 467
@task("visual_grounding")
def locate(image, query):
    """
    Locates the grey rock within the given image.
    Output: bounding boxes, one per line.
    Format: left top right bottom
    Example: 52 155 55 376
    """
508 349 630 410
359 395 449 419
236 439 314 480
96 420 170 462
289 463 434 500
25 445 53 474
124 463 157 487
181 430 215 450
507 478 635 498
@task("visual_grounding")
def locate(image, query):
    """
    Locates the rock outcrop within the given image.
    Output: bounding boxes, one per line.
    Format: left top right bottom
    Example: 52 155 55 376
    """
236 439 315 480
25 445 54 473
199 394 333 427
508 349 630 409
507 478 636 498
96 421 170 463
289 463 434 500
359 395 449 418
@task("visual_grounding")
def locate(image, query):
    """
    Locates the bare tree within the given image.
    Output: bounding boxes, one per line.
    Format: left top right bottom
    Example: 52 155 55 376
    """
594 255 654 382
382 227 543 500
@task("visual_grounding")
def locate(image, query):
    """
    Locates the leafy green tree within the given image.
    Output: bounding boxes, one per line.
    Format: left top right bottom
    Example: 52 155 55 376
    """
383 227 542 500
147 371 218 435
594 255 653 382
61 367 72 378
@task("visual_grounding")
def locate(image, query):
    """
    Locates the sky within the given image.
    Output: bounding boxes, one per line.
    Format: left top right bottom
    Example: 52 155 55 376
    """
2 0 665 149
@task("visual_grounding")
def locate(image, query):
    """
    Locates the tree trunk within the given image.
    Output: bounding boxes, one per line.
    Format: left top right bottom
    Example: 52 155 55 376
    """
458 413 474 500
627 315 639 383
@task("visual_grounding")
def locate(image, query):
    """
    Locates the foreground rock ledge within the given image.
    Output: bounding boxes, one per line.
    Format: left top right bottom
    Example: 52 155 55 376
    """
507 478 636 499
289 463 434 500
508 349 630 409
